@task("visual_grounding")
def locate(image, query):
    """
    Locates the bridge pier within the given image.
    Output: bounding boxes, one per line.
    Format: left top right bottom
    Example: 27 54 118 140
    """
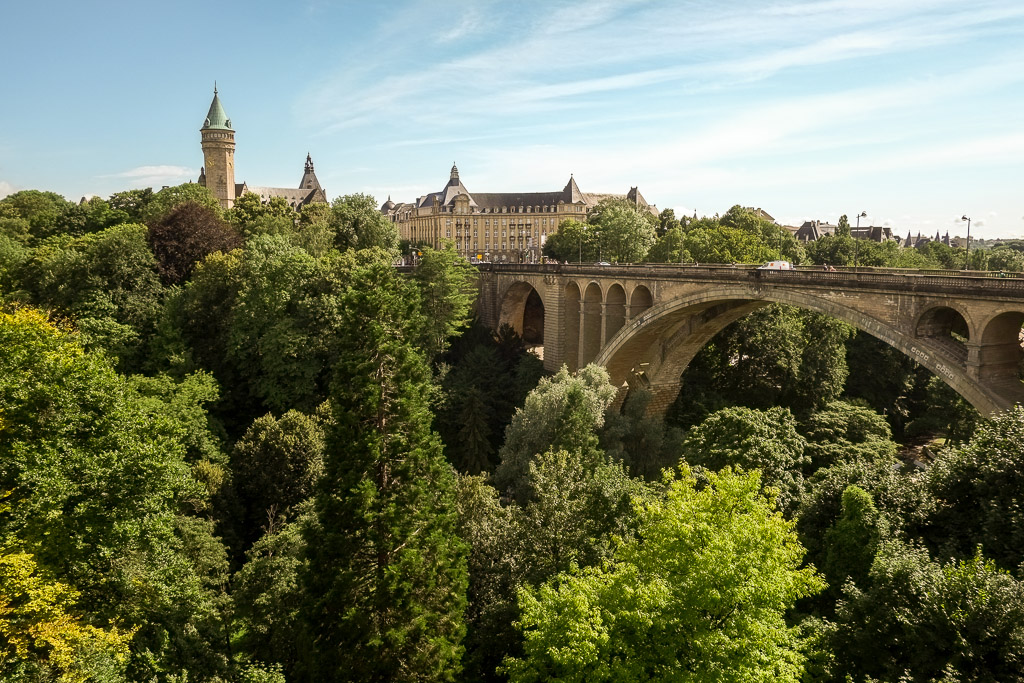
600 302 608 349
646 380 683 418
576 309 586 371
542 275 565 371
608 371 681 419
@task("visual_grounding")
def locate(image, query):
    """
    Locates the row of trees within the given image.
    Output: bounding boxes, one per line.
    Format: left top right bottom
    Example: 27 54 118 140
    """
540 200 1024 272
542 202 804 265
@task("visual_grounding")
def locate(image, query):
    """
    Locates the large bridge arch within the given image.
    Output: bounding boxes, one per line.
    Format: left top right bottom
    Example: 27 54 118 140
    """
595 284 1016 416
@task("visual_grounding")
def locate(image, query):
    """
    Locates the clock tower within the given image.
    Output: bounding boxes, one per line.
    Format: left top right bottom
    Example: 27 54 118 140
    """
199 85 236 208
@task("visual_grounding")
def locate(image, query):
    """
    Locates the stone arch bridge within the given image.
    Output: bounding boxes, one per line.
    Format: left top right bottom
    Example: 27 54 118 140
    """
476 263 1024 417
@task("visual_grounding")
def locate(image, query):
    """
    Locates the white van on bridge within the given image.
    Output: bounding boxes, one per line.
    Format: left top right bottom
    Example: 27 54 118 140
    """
757 260 794 270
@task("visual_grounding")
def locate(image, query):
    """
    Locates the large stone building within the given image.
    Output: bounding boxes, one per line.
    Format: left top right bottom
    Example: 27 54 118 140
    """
793 219 898 243
380 164 656 262
197 87 327 209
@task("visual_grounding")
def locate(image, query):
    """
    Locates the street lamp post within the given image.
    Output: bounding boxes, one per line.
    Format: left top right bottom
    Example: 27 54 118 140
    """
962 215 972 269
680 211 691 266
854 211 867 267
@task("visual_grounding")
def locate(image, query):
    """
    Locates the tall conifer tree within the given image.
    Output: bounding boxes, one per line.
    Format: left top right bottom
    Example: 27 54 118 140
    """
302 253 468 681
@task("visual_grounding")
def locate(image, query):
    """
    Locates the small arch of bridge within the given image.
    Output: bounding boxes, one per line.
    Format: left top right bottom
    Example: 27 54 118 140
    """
913 305 973 366
976 310 1024 387
498 280 545 346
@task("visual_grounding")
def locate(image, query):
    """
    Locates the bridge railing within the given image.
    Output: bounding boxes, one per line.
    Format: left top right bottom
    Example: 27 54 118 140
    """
480 262 1024 294
484 261 1023 277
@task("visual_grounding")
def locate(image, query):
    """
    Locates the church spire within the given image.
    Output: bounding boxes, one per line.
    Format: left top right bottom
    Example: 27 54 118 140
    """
450 161 459 182
300 153 323 192
202 85 232 130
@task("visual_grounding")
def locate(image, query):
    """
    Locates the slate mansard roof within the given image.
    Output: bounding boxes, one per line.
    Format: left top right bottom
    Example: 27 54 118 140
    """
383 165 657 215
238 184 326 208
236 153 326 208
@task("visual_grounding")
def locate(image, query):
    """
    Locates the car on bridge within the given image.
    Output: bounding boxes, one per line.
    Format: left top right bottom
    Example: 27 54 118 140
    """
757 260 794 270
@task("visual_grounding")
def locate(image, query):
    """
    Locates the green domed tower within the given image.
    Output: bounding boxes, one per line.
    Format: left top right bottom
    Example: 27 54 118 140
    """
199 85 236 208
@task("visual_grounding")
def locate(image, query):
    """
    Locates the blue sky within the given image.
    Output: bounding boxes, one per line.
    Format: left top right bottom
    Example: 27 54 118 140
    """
1 0 1022 238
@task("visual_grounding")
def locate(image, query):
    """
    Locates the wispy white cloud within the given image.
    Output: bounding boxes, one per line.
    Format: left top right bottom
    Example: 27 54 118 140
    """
436 6 485 43
462 56 1024 195
102 165 197 188
301 0 1023 137
0 180 16 199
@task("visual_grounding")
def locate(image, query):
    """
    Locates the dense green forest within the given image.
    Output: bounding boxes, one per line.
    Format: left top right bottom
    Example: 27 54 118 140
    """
2 187 1024 682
